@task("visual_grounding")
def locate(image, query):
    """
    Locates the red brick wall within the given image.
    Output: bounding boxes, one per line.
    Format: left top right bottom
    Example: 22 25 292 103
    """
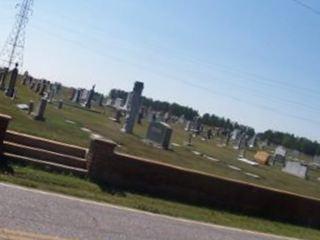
87 137 320 228
5 130 87 158
0 114 11 158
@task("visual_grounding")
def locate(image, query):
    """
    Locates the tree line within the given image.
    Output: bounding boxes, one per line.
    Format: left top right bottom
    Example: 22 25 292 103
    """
261 130 320 156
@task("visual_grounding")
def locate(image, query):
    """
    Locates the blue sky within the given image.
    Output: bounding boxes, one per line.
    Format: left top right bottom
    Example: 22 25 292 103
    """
0 0 320 140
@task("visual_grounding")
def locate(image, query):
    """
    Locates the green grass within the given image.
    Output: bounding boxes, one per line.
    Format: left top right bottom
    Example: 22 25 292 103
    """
1 165 320 240
1 82 320 238
1 82 320 200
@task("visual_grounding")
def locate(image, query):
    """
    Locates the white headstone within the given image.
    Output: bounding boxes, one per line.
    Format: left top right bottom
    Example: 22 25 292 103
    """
282 161 308 179
275 146 287 157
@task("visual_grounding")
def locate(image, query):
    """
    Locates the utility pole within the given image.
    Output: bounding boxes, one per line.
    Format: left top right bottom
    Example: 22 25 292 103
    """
0 0 34 70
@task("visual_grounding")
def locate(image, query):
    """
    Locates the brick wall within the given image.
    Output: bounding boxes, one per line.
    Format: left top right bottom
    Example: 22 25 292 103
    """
87 136 320 228
0 114 11 159
5 130 87 158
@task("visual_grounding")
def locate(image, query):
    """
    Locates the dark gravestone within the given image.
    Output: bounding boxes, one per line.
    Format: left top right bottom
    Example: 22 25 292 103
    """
72 89 81 103
0 68 9 91
22 71 28 85
85 85 95 108
34 80 41 93
146 121 172 149
29 78 36 89
57 99 63 109
32 98 48 121
98 94 104 106
28 100 34 115
39 81 48 96
5 64 18 98
272 146 287 167
69 88 76 100
114 110 122 123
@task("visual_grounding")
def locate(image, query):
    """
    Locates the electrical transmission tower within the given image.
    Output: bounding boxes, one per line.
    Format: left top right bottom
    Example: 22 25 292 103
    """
0 0 34 70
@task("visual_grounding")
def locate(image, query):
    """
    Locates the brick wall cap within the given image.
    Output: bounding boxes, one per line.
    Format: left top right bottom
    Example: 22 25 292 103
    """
90 135 117 146
0 113 12 120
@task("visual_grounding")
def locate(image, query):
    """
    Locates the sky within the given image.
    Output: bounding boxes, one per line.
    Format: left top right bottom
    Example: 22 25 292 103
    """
0 0 319 140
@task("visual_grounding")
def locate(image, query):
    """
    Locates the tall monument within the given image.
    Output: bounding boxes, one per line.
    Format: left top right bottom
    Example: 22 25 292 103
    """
122 81 144 134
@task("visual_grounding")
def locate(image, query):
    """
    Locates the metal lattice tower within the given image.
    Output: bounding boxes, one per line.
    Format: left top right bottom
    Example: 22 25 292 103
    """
0 0 33 69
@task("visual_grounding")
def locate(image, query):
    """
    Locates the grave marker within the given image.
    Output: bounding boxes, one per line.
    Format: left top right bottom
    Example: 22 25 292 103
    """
5 63 18 98
122 81 144 134
32 98 48 121
146 121 172 149
282 161 308 179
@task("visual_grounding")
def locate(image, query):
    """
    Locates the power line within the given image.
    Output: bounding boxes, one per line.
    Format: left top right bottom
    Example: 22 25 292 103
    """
291 0 320 16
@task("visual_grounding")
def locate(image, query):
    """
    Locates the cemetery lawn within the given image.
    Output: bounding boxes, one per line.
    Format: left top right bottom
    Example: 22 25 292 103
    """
1 165 320 240
1 83 320 200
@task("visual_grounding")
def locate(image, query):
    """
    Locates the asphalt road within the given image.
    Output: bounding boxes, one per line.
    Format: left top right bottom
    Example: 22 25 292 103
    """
0 183 297 240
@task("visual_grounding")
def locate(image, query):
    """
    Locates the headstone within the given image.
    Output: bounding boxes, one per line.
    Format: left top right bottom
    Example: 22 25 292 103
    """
231 129 241 141
207 129 213 140
28 101 34 115
248 135 257 148
39 80 48 96
47 87 55 102
22 71 29 85
290 150 300 160
122 81 144 134
254 151 270 165
185 121 192 131
114 98 124 109
5 63 18 98
11 89 17 100
272 146 287 166
105 98 113 106
69 88 76 100
57 99 63 109
178 115 186 124
187 132 193 146
29 78 36 90
27 76 33 86
123 92 133 110
191 116 201 134
0 68 9 91
313 156 320 167
137 109 144 124
164 112 171 123
32 98 48 121
282 161 308 179
72 89 81 103
85 85 95 108
114 110 122 123
225 131 231 146
98 94 104 106
146 121 172 149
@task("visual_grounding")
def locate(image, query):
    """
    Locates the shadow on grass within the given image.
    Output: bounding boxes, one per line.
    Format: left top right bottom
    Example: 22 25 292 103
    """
96 181 127 197
0 161 14 175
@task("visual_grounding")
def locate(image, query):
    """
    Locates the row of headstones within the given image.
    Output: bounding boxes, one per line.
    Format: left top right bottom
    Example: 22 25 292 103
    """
0 65 63 102
106 81 173 149
0 65 64 121
69 85 104 109
184 119 259 150
0 64 19 98
110 105 179 130
23 72 62 101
